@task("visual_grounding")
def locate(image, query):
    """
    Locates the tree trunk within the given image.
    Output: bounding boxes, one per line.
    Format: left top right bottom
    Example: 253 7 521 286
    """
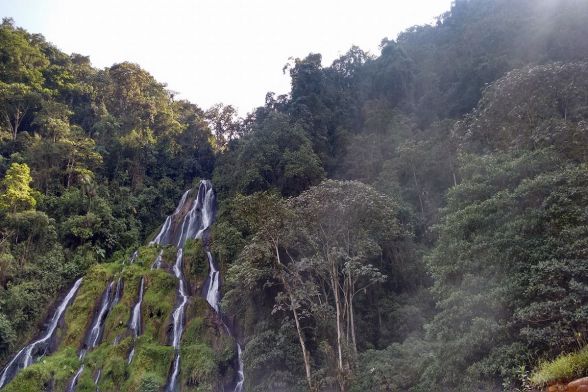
275 242 313 390
349 279 358 357
289 287 313 390
3 112 16 141
330 257 345 389
66 158 74 188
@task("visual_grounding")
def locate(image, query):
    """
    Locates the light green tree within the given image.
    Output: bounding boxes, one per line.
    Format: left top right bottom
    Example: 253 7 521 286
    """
0 163 36 213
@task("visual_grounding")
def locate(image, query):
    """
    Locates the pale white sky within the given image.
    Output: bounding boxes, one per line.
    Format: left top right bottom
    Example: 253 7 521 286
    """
1 0 452 115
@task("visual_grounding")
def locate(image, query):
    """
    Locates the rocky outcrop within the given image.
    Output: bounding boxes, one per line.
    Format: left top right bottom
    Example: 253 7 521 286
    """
548 377 588 392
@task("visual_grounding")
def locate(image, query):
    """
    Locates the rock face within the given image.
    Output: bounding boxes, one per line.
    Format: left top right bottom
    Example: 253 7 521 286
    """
548 377 588 392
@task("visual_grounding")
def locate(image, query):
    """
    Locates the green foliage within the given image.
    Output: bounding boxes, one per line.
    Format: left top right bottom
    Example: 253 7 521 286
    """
458 62 588 161
2 0 588 390
214 112 324 197
0 313 16 353
531 345 588 386
350 337 432 392
2 347 79 392
0 162 35 212
425 152 588 390
61 264 115 348
184 238 208 279
138 372 165 392
243 328 306 392
142 269 177 342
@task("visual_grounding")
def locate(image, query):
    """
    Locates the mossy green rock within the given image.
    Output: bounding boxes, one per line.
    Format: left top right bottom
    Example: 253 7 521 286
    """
3 244 239 391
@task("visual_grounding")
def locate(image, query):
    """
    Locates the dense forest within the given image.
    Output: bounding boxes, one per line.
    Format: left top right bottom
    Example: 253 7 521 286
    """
1 0 588 390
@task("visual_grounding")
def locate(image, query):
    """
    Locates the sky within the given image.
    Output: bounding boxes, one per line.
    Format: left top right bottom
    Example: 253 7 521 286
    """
1 0 453 115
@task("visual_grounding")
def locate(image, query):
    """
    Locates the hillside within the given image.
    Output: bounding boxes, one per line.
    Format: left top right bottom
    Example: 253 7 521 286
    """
1 0 588 390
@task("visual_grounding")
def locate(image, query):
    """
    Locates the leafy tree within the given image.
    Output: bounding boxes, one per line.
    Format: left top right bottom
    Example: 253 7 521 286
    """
0 162 36 212
0 18 47 87
0 82 40 140
227 191 315 389
205 103 242 151
214 112 324 198
458 62 588 161
0 313 16 355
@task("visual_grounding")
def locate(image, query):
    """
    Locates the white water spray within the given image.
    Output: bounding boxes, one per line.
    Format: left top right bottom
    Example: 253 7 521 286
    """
151 250 163 270
87 282 114 348
206 251 220 312
0 278 83 388
67 365 84 392
127 277 145 364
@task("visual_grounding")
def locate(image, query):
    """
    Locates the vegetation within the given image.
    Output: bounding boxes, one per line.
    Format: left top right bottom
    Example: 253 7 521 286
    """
531 346 588 386
1 0 588 390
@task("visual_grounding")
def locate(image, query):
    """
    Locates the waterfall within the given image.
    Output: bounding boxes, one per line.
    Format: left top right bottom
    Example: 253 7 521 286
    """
130 278 145 335
129 250 139 264
151 216 172 245
0 181 246 391
151 189 192 246
160 181 214 391
127 347 136 365
167 248 189 392
112 278 123 307
194 184 215 240
67 365 84 392
235 344 244 392
70 280 117 392
87 281 114 349
127 277 145 364
205 251 220 312
171 249 188 348
0 278 83 388
158 180 244 391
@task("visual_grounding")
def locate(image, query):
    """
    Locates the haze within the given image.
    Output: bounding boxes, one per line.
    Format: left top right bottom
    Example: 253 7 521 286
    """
1 0 452 114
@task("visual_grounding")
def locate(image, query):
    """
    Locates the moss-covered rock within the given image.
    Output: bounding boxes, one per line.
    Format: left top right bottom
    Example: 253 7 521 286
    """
184 239 209 285
124 339 174 391
2 347 80 392
143 269 177 344
2 243 239 392
180 297 238 390
60 264 117 350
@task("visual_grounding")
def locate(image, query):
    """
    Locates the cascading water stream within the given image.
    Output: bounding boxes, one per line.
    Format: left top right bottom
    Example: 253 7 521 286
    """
131 280 145 329
112 277 123 307
70 278 119 392
127 277 145 364
67 365 84 392
167 249 188 392
87 281 114 348
151 189 191 246
0 278 83 389
147 180 244 391
164 185 211 392
205 251 220 312
235 344 245 392
129 250 139 264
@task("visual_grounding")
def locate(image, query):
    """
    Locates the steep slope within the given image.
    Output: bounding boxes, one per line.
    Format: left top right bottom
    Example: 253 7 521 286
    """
0 181 240 392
